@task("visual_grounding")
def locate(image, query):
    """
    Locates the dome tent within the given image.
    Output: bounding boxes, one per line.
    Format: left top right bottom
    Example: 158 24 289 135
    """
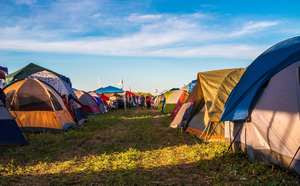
222 37 300 174
4 78 76 131
74 89 101 114
6 63 85 124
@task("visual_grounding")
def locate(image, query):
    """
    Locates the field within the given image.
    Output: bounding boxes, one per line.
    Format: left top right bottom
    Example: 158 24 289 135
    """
0 109 299 185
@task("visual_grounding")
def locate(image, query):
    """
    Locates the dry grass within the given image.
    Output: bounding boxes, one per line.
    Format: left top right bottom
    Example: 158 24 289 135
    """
0 109 298 185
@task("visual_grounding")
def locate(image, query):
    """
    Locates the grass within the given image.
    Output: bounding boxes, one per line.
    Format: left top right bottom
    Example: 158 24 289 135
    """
0 109 299 185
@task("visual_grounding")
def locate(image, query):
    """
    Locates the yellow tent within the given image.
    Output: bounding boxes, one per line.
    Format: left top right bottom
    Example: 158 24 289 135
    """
186 68 244 140
4 78 76 131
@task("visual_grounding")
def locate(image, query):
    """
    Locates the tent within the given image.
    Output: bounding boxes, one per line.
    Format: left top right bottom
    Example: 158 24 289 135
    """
158 88 181 113
0 98 27 145
6 63 73 94
4 78 76 131
221 37 300 174
74 89 101 114
171 68 244 141
171 80 197 119
89 92 107 113
6 63 85 124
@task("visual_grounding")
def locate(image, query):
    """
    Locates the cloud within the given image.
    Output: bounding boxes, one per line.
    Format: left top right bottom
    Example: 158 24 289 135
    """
128 14 162 22
229 21 279 37
0 1 285 59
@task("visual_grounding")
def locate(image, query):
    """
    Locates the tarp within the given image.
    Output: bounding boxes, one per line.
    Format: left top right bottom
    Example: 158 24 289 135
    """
96 86 124 94
222 36 300 121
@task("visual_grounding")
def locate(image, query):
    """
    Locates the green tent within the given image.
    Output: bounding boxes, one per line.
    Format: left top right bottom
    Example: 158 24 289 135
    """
6 63 72 86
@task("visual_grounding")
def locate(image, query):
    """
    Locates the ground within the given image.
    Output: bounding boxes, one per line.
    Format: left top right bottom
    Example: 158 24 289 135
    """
0 109 299 185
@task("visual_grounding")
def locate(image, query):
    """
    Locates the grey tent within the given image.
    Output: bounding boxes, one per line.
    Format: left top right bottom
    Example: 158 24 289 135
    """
222 37 300 174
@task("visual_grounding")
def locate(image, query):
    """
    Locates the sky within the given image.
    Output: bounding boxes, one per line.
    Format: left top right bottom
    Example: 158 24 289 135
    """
0 0 300 93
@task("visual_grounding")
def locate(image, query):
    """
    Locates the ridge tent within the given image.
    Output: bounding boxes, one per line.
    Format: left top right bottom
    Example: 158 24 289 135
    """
172 68 244 141
4 78 76 131
0 97 27 145
221 37 300 174
74 89 101 114
6 63 85 124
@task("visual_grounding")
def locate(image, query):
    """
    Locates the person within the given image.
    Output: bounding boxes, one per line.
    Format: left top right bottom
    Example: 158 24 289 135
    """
140 96 145 108
161 95 166 113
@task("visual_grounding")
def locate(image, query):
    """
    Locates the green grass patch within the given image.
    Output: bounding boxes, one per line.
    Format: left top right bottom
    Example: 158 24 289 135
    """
0 109 298 185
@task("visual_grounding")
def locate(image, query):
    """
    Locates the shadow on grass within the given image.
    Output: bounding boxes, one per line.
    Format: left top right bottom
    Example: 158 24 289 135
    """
1 152 298 185
0 109 199 166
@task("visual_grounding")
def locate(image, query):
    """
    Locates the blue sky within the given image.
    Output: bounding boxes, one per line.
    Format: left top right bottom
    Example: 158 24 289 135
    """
0 0 300 93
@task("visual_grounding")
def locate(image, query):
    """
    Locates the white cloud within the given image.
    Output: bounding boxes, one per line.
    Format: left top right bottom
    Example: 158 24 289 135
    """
128 14 162 22
229 21 279 37
0 1 283 60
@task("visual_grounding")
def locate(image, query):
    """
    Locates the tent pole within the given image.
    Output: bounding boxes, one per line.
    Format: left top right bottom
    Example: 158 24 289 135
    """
206 122 219 141
227 123 243 152
199 124 209 139
288 146 300 169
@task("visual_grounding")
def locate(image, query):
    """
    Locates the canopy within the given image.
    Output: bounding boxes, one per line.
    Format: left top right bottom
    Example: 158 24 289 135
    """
222 36 300 121
96 86 124 94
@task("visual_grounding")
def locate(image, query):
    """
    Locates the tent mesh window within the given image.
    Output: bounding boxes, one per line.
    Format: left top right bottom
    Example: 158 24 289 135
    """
48 91 63 111
15 80 53 111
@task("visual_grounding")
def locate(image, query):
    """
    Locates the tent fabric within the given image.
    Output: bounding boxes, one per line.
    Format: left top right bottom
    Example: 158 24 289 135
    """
222 36 300 121
184 68 244 140
171 90 189 119
74 90 101 114
6 63 72 89
89 92 107 113
197 68 245 125
171 80 197 119
170 102 193 128
0 100 27 145
4 78 76 131
30 70 73 96
164 89 182 104
231 61 300 174
96 86 124 94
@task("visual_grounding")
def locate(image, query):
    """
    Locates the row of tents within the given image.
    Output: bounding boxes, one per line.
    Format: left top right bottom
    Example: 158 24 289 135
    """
0 63 143 146
162 37 300 174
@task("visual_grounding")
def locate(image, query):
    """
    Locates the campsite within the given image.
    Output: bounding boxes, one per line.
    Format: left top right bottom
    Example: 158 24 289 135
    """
1 1 300 185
